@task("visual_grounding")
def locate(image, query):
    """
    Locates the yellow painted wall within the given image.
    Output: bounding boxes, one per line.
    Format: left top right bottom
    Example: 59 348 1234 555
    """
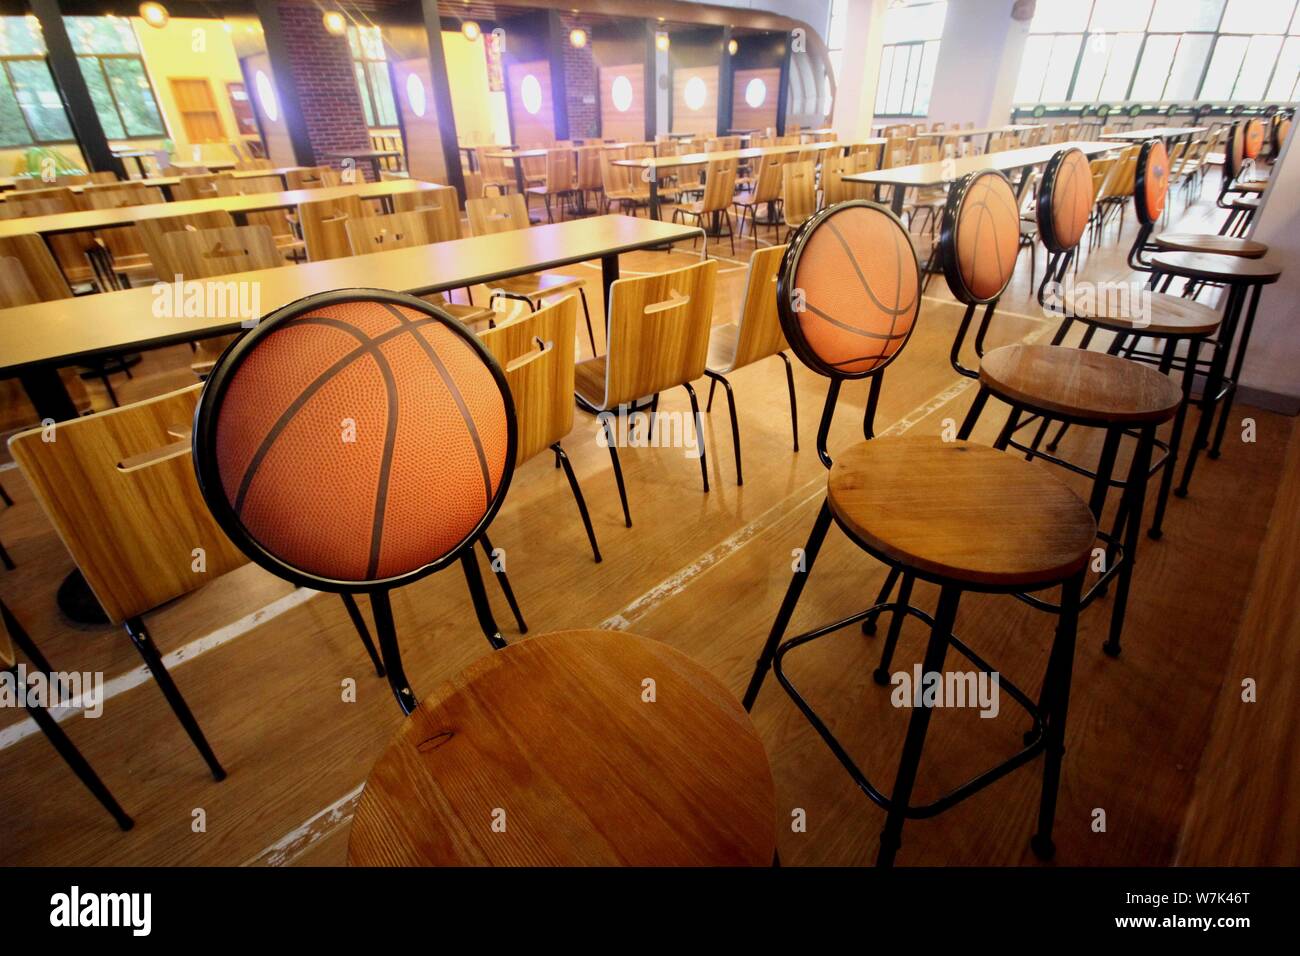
442 31 510 146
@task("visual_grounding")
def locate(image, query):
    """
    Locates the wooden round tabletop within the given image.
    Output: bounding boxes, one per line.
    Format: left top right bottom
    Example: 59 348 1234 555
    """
827 437 1096 589
347 629 777 867
1065 289 1220 336
1149 250 1282 284
1152 233 1267 258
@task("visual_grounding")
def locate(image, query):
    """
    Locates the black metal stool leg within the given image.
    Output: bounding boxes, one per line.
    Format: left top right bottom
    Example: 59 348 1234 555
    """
872 573 914 685
368 588 417 715
339 593 385 677
1149 337 1201 540
778 351 799 452
461 548 508 650
1177 285 1242 497
0 538 13 571
478 533 526 633
877 583 959 867
1031 570 1084 860
956 386 991 440
683 382 709 493
1103 426 1155 658
553 442 602 563
861 567 900 635
123 617 226 781
1209 282 1261 461
742 500 833 711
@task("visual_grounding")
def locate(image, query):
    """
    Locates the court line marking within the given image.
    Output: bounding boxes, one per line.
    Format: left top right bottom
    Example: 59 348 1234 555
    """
244 784 363 867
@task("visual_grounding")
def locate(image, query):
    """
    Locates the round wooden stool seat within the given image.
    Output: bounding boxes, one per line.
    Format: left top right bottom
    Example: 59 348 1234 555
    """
1064 290 1220 336
1149 251 1282 285
827 437 1096 589
1152 233 1267 258
347 629 777 866
980 344 1183 425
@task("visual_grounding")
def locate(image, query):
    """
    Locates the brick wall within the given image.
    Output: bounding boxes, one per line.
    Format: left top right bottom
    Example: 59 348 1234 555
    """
276 2 373 178
560 14 599 139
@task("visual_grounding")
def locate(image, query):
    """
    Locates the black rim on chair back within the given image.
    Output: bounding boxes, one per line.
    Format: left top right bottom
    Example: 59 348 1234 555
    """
1035 146 1091 255
1134 138 1169 228
939 168 1020 306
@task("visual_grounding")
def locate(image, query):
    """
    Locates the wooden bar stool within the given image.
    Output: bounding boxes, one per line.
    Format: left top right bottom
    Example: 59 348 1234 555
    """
192 290 527 716
1147 251 1282 498
742 200 1095 866
348 629 776 866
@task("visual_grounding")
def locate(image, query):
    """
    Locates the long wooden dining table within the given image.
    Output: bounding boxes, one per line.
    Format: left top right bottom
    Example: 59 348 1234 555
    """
0 166 313 200
0 214 702 423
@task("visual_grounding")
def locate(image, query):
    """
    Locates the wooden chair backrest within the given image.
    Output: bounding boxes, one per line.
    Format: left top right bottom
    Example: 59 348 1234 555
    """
544 149 574 192
299 193 368 261
883 136 909 169
599 151 630 193
83 182 163 208
819 156 852 207
727 245 788 371
212 174 295 241
159 225 284 279
0 251 87 429
476 148 511 184
700 159 737 213
601 259 718 408
0 234 72 300
466 192 529 236
575 146 603 191
7 385 249 624
0 256 38 307
138 211 237 277
4 186 77 212
477 296 577 462
285 166 339 190
391 183 460 242
235 158 273 171
171 173 225 201
750 157 784 204
782 161 817 226
345 210 435 255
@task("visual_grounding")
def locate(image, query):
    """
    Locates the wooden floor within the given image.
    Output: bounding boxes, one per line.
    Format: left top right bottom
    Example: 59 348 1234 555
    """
1 175 1295 866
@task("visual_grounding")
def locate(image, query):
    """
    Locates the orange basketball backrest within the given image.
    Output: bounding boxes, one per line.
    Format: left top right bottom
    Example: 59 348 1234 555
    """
1135 139 1169 226
778 200 920 379
1036 147 1092 255
1226 123 1245 182
1243 118 1264 159
940 169 1020 305
193 290 517 589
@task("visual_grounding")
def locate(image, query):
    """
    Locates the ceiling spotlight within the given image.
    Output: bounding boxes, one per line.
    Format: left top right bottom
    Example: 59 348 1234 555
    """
570 28 587 49
322 11 347 37
462 20 481 42
655 32 669 52
138 2 169 29
728 38 738 55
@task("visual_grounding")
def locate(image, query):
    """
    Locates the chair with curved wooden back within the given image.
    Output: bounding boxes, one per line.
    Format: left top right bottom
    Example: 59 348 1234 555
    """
575 145 603 212
82 183 165 286
344 210 493 328
466 193 596 355
1 187 96 285
171 173 225 201
474 148 515 195
137 210 238 279
213 173 304 260
391 183 460 242
573 259 719 526
526 148 576 222
781 161 817 238
285 165 339 190
8 384 242 781
298 193 368 261
703 245 796 484
598 148 648 215
478 296 600 562
189 290 525 715
235 158 273 171
733 155 783 241
672 158 737 255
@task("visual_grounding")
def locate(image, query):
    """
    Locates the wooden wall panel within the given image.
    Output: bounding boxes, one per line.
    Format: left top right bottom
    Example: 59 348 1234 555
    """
731 67 779 134
242 53 294 167
506 60 556 147
599 65 645 143
393 57 450 187
671 66 718 137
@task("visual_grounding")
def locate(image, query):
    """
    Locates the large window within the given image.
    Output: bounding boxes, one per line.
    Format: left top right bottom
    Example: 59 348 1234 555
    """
1013 0 1300 105
874 1 947 117
0 16 74 146
348 25 397 129
825 0 848 115
65 16 165 139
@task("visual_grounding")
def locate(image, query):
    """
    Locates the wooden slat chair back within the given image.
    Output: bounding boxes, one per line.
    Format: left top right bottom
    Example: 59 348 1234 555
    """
235 158 273 171
7 384 248 623
819 155 853 208
392 183 461 242
83 184 164 267
749 157 784 204
576 146 603 192
721 244 788 371
782 161 817 229
344 210 436 254
600 259 717 408
700 159 738 214
0 255 88 429
883 136 910 169
545 148 575 192
466 192 530 237
0 186 97 282
159 224 284 279
171 173 226 201
138 211 238 278
285 166 339 190
299 193 369 261
475 148 515 194
213 173 298 249
478 296 577 462
0 234 73 300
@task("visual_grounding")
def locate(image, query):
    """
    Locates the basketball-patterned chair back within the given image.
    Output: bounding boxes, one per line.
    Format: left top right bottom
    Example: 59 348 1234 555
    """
1243 118 1265 160
1134 139 1169 228
776 200 921 465
192 289 517 592
1223 122 1245 191
1036 147 1092 256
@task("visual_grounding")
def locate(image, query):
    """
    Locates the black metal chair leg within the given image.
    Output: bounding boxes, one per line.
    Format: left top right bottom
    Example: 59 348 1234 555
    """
1031 570 1084 860
0 482 12 506
861 567 901 635
1150 338 1201 540
872 573 915 684
461 547 507 650
123 616 226 781
478 533 527 634
599 413 632 527
683 381 709 493
1209 283 1261 461
742 500 834 711
777 352 800 452
1177 287 1239 497
956 386 991 440
367 588 417 715
553 442 602 563
706 371 743 485
706 377 717 412
0 538 12 571
1103 427 1154 658
577 287 598 357
339 593 385 677
877 584 959 867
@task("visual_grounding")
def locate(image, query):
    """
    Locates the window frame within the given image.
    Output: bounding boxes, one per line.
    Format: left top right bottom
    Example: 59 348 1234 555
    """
76 50 166 140
0 53 75 146
347 25 398 130
873 0 947 118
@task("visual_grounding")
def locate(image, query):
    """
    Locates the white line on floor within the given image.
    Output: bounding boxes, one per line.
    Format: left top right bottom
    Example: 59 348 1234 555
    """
244 784 363 867
0 586 319 753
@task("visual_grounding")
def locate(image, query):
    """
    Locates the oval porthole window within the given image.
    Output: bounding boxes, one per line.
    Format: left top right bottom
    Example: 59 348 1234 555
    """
684 75 707 111
406 73 427 118
744 78 766 109
255 69 278 123
611 75 633 113
521 74 543 115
